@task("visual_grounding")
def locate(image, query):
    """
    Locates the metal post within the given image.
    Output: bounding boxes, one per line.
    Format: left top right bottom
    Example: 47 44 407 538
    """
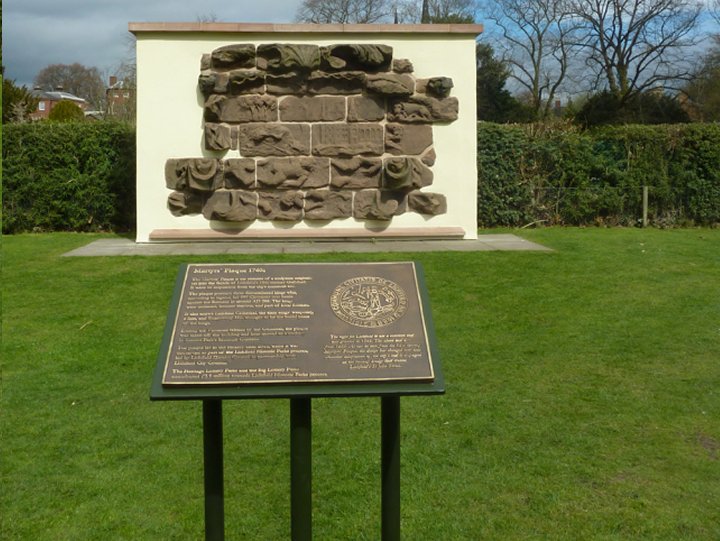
290 398 312 541
642 186 649 227
202 400 225 541
381 396 401 541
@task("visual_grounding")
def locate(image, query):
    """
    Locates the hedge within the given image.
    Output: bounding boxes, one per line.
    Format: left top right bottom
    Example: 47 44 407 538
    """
477 122 720 227
2 122 135 233
3 121 719 233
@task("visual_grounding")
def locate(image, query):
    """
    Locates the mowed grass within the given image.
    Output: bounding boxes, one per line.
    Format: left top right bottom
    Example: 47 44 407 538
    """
1 228 719 540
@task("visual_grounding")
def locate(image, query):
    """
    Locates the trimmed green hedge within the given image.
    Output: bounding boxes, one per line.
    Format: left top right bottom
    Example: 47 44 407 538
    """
478 122 720 227
2 122 135 233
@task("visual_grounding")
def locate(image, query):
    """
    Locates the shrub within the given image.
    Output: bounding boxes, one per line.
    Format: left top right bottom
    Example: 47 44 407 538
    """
48 100 86 122
477 122 720 227
575 91 690 128
2 121 136 233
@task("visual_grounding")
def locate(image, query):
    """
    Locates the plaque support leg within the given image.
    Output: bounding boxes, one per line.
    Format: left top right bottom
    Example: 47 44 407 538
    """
290 397 312 541
203 399 225 541
381 396 401 541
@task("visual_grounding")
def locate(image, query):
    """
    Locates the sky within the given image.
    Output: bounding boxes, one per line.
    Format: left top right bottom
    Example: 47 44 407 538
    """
2 0 303 88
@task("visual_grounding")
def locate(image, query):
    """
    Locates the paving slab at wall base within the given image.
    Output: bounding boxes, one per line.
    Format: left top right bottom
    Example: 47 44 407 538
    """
131 23 481 242
62 235 552 257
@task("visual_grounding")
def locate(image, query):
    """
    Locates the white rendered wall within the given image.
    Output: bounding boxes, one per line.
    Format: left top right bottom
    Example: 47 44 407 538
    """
135 31 478 241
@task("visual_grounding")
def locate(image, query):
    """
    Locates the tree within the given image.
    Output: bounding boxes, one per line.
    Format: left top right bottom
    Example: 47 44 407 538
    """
296 0 393 23
48 100 85 122
484 0 574 119
568 0 702 101
574 90 690 127
2 67 39 123
34 63 105 110
476 43 533 121
682 36 720 121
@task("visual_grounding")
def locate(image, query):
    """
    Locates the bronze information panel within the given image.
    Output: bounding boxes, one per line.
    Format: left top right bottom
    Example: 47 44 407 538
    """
162 262 434 386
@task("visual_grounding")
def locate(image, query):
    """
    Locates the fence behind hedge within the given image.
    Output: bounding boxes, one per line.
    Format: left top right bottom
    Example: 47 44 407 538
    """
477 122 720 227
2 122 136 234
2 121 719 233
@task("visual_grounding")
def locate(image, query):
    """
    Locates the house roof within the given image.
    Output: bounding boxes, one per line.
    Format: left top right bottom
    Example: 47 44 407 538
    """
31 89 87 104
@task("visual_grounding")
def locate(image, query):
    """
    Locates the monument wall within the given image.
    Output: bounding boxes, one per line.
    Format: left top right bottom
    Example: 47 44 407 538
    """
130 23 482 242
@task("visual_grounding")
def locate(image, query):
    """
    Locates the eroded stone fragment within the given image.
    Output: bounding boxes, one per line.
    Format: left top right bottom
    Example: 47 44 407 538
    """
408 191 447 215
312 124 383 156
204 123 235 151
238 124 311 156
393 58 414 73
353 190 406 220
279 96 345 122
203 190 257 221
304 189 353 220
224 159 256 189
168 190 205 216
257 44 320 73
347 96 385 122
211 44 256 70
365 73 414 97
205 94 278 123
421 148 437 166
199 71 229 96
165 159 189 190
227 71 265 94
383 157 433 190
200 54 212 71
266 72 308 94
257 191 304 221
307 71 366 95
330 157 382 189
257 157 329 189
388 95 459 123
185 159 224 191
321 44 392 72
427 77 454 98
385 124 433 155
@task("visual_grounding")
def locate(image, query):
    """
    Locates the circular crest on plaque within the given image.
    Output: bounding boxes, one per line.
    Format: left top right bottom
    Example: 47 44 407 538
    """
330 276 408 328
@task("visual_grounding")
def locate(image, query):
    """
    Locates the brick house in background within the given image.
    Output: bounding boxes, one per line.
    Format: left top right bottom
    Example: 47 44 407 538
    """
106 76 135 119
29 87 88 120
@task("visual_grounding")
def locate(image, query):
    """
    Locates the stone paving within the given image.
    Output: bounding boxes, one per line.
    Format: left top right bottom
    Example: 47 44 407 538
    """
62 234 552 257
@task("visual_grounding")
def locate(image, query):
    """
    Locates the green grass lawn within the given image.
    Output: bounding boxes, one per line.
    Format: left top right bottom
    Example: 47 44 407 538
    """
2 228 719 540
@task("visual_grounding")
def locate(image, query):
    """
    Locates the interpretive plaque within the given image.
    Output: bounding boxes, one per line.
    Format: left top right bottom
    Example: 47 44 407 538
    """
161 262 435 386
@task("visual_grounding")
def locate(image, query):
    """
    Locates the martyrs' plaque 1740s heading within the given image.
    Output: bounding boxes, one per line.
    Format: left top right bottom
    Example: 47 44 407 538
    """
161 262 435 386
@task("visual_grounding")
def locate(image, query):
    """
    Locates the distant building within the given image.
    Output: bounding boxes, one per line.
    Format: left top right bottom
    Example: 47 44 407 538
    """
29 87 88 120
106 75 135 119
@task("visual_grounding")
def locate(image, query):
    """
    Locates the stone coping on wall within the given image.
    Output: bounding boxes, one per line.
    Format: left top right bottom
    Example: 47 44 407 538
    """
128 22 484 35
149 226 466 241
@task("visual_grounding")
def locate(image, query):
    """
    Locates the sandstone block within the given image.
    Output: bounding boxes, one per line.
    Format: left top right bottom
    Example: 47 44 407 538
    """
199 71 229 96
427 77 454 98
304 189 353 220
353 190 406 221
224 159 256 189
168 190 205 216
330 157 382 189
228 70 265 94
408 191 447 215
320 44 392 72
347 96 385 122
200 54 211 71
238 124 311 156
211 44 256 70
266 72 308 94
383 157 433 191
257 44 320 73
165 159 189 190
257 157 330 189
204 123 235 151
205 94 278 123
388 95 459 123
203 190 257 221
279 96 345 122
385 124 433 155
185 159 224 191
365 73 414 97
421 148 437 166
393 58 414 73
257 191 304 221
307 71 366 95
312 124 383 156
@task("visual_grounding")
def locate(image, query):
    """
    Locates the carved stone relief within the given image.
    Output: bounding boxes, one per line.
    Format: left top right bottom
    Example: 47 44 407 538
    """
166 43 459 222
